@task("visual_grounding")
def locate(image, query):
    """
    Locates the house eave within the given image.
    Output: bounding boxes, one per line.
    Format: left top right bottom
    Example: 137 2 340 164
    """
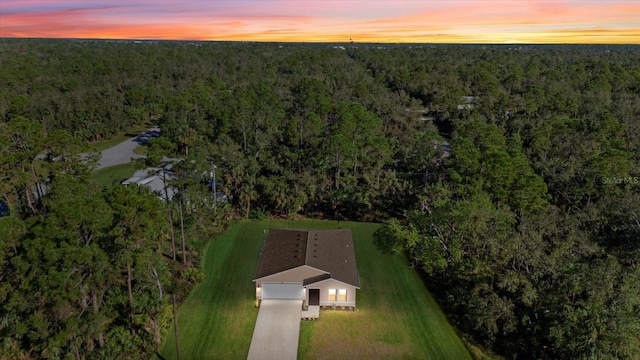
303 277 360 289
253 264 329 282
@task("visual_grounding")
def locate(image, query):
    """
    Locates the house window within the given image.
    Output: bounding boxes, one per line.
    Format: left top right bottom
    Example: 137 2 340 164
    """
338 289 347 301
329 288 347 302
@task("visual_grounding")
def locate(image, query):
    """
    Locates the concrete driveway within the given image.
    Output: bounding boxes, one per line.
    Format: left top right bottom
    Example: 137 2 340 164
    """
94 127 160 170
247 300 302 360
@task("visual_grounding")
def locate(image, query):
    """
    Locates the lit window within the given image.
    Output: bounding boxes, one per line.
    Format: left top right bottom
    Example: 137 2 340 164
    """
328 288 336 301
338 289 347 301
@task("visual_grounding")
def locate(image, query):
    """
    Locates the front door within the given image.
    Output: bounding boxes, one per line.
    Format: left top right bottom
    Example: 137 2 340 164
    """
308 289 320 306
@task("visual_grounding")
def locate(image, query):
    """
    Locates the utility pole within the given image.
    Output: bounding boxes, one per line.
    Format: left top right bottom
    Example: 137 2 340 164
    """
163 162 176 261
211 163 217 215
179 195 186 265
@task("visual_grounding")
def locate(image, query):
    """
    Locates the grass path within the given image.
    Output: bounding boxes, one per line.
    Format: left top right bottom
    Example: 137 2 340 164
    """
158 219 470 360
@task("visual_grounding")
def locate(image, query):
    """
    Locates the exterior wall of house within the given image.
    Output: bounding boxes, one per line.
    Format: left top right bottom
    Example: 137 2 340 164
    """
254 265 327 299
305 278 357 308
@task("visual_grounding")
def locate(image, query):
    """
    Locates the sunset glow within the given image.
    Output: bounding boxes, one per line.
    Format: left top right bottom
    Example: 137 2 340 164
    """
1 0 639 43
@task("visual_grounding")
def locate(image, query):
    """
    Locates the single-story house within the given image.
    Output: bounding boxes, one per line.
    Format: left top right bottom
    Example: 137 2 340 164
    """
253 228 360 309
122 167 176 201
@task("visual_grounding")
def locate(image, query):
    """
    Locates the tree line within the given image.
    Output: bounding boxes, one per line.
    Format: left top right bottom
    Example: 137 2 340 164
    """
1 116 218 357
361 46 640 358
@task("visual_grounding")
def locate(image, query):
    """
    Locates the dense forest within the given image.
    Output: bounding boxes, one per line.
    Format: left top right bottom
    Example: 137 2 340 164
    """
1 39 639 359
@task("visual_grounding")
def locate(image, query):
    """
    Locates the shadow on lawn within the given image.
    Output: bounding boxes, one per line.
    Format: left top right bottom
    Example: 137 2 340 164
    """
371 225 468 339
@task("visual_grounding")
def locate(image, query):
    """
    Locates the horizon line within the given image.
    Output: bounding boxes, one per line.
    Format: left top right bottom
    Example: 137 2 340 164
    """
2 36 639 46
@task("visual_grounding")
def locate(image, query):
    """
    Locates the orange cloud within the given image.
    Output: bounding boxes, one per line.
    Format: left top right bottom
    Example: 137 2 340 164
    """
0 0 638 43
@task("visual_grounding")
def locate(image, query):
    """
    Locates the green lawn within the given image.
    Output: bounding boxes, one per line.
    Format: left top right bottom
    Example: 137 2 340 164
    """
133 145 149 155
157 219 471 360
90 163 136 187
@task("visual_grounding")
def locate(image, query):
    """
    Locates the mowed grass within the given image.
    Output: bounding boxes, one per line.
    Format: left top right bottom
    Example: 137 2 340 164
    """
158 219 471 360
298 221 470 360
133 145 148 155
90 163 135 187
157 220 266 360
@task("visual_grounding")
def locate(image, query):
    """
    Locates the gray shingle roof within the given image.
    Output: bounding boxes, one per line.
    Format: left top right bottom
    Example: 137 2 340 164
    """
254 228 360 288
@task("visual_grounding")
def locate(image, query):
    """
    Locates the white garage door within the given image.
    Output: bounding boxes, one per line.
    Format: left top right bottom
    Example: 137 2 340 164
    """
261 283 304 300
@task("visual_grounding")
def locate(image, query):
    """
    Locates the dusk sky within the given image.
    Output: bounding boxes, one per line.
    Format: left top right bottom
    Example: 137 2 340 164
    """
1 0 639 43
